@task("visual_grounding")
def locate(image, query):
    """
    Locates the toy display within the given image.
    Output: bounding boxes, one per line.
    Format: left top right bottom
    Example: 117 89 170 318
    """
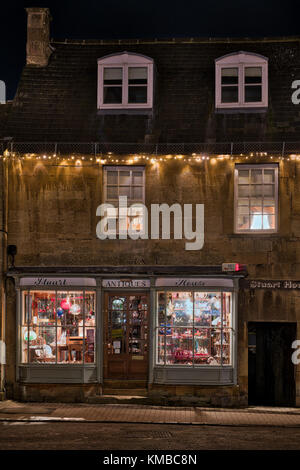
157 291 231 365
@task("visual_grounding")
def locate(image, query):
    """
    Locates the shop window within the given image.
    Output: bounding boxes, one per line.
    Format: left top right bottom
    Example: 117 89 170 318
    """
156 291 232 366
103 165 145 235
234 164 278 233
21 290 96 364
215 51 268 109
97 52 154 109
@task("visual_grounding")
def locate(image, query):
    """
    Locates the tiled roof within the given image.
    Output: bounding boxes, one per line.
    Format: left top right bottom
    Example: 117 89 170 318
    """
5 37 300 143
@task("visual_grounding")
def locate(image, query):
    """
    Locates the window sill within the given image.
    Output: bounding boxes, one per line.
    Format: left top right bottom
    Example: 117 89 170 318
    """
215 107 268 114
97 108 153 116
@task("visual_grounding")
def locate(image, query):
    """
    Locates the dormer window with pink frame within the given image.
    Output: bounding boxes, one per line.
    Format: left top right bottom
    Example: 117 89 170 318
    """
215 51 268 110
97 52 154 110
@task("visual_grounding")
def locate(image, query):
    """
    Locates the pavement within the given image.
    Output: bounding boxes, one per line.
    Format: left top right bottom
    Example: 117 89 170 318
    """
1 400 300 427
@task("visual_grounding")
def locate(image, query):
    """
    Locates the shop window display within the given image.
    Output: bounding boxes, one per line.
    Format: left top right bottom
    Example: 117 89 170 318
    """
156 291 232 366
21 290 96 364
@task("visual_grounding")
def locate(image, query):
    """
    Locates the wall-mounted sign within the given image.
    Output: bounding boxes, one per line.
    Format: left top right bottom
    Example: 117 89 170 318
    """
155 278 234 288
102 279 150 288
241 279 300 290
20 277 96 287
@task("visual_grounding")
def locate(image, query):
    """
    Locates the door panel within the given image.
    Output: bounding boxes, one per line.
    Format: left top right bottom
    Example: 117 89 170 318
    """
104 293 149 380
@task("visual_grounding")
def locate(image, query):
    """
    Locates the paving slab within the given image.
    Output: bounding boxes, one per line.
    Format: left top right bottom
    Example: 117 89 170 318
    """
0 400 300 426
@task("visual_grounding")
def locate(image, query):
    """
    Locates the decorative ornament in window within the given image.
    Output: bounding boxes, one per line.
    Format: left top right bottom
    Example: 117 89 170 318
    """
215 51 268 109
97 52 154 109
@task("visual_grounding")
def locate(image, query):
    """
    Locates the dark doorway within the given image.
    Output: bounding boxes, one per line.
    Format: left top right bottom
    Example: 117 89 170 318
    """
248 322 296 406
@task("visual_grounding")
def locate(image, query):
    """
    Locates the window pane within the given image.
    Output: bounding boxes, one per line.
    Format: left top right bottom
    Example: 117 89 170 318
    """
29 291 56 326
221 68 238 84
194 292 221 327
166 291 193 326
251 169 262 183
238 185 250 197
222 329 231 365
107 170 118 185
85 328 96 363
264 170 275 183
30 326 56 363
265 215 275 229
210 329 222 365
250 185 263 197
264 185 275 197
238 170 249 184
222 293 232 328
263 199 275 214
237 215 250 230
250 198 263 213
128 67 147 84
57 292 83 329
103 87 122 104
103 67 122 83
157 330 165 364
119 171 131 185
245 67 262 83
132 171 143 185
128 86 147 103
245 85 262 102
250 213 263 229
119 186 130 197
132 186 143 200
85 292 96 325
237 198 249 206
221 86 238 103
107 186 118 199
237 205 249 216
157 291 166 326
57 326 83 363
21 326 28 363
194 328 211 364
166 328 193 365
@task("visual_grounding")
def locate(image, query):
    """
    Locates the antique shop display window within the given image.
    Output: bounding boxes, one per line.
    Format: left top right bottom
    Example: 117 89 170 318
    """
21 290 96 364
156 291 232 366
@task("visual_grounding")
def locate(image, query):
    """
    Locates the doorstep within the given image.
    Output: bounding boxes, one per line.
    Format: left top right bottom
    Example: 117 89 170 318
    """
86 395 151 405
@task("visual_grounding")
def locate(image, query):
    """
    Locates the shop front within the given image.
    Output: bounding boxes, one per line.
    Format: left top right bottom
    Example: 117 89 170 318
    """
8 268 242 402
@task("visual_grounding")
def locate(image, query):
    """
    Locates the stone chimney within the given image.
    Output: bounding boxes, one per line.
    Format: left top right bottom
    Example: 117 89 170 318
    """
26 7 52 66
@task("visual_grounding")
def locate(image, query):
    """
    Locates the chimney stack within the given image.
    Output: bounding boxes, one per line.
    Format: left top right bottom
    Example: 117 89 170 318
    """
26 7 52 66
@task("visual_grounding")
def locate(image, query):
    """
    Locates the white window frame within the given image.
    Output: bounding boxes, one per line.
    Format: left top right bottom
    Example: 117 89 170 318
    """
103 165 146 236
215 51 268 109
97 52 154 109
234 164 278 234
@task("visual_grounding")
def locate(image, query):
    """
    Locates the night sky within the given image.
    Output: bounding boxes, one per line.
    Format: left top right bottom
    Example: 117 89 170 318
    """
0 0 299 100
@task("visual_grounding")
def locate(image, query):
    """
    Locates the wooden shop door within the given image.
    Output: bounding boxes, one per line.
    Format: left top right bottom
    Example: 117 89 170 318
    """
104 293 149 380
248 322 296 406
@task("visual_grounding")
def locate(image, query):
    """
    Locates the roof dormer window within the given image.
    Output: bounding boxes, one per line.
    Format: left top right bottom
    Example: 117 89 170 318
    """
215 51 268 110
97 52 154 110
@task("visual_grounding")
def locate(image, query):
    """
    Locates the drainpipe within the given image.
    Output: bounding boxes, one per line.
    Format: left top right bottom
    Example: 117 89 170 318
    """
0 156 8 399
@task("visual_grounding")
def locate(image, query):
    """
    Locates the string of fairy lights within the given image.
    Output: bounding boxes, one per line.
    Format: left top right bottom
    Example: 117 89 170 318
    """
1 150 300 165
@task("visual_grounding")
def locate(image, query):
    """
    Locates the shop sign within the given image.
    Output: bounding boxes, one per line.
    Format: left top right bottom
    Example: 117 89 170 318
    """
241 279 300 289
20 277 97 287
155 278 234 288
102 279 150 288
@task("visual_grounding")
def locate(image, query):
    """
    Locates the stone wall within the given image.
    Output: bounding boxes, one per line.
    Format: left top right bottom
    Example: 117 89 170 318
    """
4 156 300 404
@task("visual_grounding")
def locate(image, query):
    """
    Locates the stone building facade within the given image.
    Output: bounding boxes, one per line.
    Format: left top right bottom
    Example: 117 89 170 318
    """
1 7 300 405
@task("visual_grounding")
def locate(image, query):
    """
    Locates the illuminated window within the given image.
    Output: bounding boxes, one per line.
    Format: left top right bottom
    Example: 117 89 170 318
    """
234 164 278 233
156 291 233 366
215 51 268 109
21 290 96 364
97 52 154 109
